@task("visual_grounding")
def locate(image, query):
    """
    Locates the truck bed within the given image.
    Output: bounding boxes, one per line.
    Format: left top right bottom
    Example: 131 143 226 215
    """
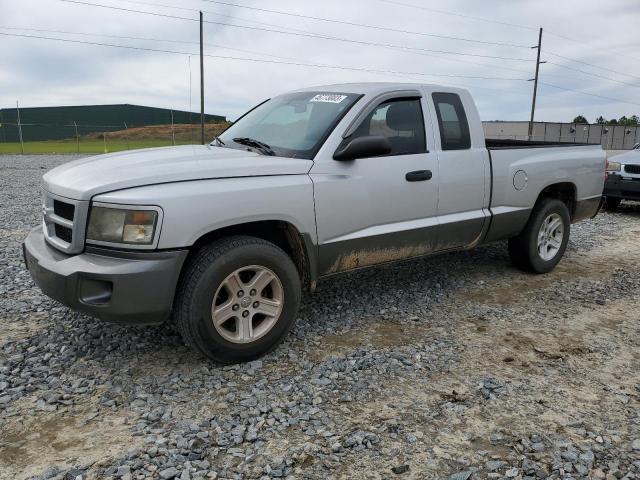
486 138 595 150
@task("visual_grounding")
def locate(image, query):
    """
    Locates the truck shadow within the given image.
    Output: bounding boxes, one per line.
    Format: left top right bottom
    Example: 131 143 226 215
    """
615 200 640 216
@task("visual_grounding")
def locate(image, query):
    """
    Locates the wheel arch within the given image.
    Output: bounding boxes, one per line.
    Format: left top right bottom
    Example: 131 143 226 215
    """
534 181 577 220
186 220 317 291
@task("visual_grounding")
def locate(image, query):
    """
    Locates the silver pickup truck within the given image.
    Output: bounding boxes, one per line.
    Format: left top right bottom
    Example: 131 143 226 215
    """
24 83 606 363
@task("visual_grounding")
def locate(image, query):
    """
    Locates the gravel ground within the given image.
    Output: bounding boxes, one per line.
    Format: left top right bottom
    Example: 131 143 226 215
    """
1 154 639 480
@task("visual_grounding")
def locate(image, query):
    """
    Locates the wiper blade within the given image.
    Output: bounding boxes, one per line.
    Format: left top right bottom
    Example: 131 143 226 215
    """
213 136 225 147
232 137 276 156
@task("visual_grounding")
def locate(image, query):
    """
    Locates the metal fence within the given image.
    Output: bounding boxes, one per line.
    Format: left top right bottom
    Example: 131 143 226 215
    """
0 103 227 154
483 121 640 150
0 120 228 154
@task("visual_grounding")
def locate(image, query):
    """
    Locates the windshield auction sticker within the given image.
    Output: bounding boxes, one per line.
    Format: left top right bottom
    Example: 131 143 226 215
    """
310 94 348 103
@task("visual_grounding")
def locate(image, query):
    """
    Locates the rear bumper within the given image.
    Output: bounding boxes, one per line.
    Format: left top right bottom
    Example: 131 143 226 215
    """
604 173 640 200
23 226 188 324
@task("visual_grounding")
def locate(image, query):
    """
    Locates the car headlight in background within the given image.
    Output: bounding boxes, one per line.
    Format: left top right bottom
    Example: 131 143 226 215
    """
87 206 158 245
606 160 621 172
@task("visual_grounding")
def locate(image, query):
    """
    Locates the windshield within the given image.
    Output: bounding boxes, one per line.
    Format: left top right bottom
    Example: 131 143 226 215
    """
217 91 361 159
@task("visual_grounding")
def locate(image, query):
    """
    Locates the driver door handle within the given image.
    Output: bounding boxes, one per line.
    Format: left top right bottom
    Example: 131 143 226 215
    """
405 170 432 182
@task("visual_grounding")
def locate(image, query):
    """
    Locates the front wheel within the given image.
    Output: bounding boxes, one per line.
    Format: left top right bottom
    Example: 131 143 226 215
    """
508 198 570 274
174 236 301 363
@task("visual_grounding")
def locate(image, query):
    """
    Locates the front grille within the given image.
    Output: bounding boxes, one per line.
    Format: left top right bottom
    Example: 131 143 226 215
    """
53 200 75 221
624 164 640 174
42 192 88 254
54 224 73 243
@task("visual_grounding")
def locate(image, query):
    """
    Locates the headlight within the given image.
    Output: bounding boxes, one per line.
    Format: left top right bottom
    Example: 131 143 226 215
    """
87 206 158 245
606 161 621 172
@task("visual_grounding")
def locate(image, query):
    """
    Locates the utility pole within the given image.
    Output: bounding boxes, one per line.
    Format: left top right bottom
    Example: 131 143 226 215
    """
16 101 24 154
124 122 130 150
73 121 79 153
528 28 545 141
199 11 205 145
170 109 176 146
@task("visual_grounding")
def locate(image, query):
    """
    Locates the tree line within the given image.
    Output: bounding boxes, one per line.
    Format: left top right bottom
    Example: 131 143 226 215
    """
572 115 640 126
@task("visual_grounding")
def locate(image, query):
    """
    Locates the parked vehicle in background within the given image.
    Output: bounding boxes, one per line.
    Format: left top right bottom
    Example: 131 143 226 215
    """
604 149 640 210
24 83 606 363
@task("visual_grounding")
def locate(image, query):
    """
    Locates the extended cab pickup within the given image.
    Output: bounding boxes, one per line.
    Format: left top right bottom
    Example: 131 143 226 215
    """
24 83 606 362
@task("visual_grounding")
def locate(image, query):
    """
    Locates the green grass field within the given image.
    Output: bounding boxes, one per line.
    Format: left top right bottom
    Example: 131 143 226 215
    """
0 139 194 154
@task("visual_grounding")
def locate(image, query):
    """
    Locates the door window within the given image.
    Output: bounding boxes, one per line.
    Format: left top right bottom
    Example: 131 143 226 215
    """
432 92 471 150
349 98 427 155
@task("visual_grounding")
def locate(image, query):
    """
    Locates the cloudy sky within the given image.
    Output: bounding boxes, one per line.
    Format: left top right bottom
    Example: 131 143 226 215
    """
1 0 639 122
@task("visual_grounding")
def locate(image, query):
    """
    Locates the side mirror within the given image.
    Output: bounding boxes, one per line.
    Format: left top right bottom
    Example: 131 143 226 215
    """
333 135 392 161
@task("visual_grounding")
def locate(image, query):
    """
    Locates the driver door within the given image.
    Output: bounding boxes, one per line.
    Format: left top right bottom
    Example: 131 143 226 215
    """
311 94 440 275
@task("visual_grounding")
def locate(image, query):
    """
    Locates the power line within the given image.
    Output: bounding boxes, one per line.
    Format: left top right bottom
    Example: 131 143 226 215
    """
100 0 554 79
545 61 640 89
0 25 529 74
0 26 305 62
17 1 639 112
545 30 640 64
112 0 312 35
1 22 556 81
539 82 640 107
377 0 538 31
200 0 532 49
59 0 535 62
55 0 563 82
377 0 640 84
115 0 549 78
0 25 540 77
0 31 530 82
545 50 640 83
118 0 640 85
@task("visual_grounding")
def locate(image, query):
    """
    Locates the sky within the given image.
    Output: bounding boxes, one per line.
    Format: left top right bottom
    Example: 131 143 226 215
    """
1 0 639 122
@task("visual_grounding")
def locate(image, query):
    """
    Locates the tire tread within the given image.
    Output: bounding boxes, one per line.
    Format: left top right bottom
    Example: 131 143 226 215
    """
508 198 570 274
173 235 296 362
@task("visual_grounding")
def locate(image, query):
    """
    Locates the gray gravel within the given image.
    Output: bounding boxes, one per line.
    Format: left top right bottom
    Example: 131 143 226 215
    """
1 154 639 480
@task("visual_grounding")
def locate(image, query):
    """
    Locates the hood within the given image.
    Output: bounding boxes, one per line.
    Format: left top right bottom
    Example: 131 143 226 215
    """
43 145 313 200
612 150 640 166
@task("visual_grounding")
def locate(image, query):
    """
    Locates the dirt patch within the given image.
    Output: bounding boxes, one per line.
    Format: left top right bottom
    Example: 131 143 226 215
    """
308 317 428 361
0 312 45 346
0 398 141 480
326 295 640 478
460 228 640 306
327 243 438 274
85 123 231 142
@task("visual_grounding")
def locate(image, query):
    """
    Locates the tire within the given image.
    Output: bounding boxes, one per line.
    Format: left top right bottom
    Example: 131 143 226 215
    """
603 197 621 212
174 235 301 363
508 198 570 274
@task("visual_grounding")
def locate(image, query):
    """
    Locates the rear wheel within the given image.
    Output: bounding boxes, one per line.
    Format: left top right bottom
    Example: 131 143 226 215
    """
603 197 621 212
174 236 301 363
508 198 570 274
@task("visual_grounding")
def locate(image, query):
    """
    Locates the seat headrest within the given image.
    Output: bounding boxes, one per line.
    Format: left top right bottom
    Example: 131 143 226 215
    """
386 101 419 131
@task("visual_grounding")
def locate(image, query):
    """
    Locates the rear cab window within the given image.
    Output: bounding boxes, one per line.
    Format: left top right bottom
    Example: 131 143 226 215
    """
432 92 471 150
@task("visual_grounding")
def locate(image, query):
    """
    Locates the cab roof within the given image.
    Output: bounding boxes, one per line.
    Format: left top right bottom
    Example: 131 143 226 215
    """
290 82 469 97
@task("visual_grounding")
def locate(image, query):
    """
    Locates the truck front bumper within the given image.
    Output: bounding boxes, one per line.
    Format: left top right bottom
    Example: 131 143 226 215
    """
604 173 640 200
23 226 188 325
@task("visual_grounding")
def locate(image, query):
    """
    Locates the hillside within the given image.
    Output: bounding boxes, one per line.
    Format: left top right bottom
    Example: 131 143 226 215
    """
84 122 232 142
